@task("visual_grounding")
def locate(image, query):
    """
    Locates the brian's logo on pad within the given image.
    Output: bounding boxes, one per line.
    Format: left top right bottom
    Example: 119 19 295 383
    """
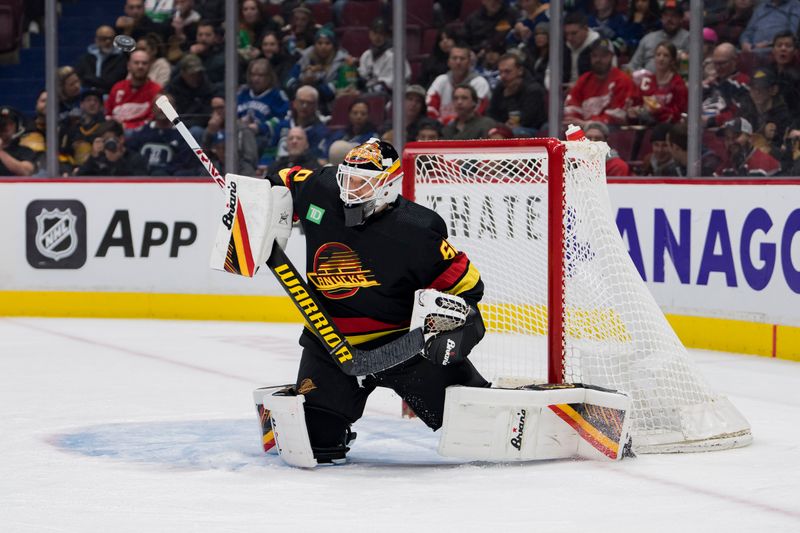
26 200 87 269
308 242 379 299
510 409 527 450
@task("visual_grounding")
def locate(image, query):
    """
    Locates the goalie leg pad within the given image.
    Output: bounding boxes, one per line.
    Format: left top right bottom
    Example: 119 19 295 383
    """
252 384 293 454
437 384 632 461
261 387 317 468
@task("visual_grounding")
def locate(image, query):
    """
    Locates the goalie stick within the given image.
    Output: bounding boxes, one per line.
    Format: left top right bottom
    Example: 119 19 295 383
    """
155 95 424 376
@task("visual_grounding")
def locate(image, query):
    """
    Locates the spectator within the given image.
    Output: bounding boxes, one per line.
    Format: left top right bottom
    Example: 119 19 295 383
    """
584 121 630 176
169 0 201 52
137 33 171 87
713 0 755 46
358 18 410 95
487 123 514 139
780 123 800 174
268 126 320 174
702 43 756 129
144 0 173 24
464 0 518 51
58 66 83 123
547 11 600 88
19 90 49 175
563 38 636 128
238 0 275 63
126 95 199 176
488 53 547 135
629 41 688 124
475 37 506 90
419 24 464 88
770 31 800 115
702 28 719 81
273 85 330 164
404 85 429 141
195 0 225 26
589 0 635 55
259 30 297 90
627 0 662 50
282 6 317 56
639 122 679 176
190 20 225 87
427 44 491 124
166 53 215 132
739 0 800 55
326 98 379 150
328 139 357 165
416 118 444 141
507 0 550 48
716 117 781 176
237 58 290 150
116 0 167 42
202 96 258 176
667 121 722 176
627 0 688 73
287 27 350 114
74 25 128 95
523 22 551 84
106 50 162 131
60 87 106 169
0 106 37 176
76 120 148 176
748 67 790 149
442 84 496 140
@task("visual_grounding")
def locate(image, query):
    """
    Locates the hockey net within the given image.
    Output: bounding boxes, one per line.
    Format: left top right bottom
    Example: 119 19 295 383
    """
402 138 751 453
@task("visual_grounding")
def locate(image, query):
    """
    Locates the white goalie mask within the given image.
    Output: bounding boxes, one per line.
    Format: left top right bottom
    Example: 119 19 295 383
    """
336 138 403 226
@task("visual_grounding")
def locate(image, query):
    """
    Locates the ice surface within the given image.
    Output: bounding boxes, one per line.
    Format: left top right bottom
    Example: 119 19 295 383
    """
1 317 798 532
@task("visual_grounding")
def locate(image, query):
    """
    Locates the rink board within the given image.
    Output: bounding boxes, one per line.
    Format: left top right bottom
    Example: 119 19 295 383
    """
0 178 798 360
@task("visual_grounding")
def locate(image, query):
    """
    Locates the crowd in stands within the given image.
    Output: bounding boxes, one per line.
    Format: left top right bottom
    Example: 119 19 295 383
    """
4 0 800 179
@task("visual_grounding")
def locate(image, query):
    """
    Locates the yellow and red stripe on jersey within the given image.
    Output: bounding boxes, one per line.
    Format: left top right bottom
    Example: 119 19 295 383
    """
548 403 625 459
330 316 410 346
428 252 481 296
223 202 256 277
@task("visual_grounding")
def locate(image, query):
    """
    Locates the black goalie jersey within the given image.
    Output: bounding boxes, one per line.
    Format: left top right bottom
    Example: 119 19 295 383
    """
269 165 484 349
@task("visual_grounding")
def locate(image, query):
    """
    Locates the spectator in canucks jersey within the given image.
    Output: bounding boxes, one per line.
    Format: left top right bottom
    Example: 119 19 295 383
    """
236 58 290 155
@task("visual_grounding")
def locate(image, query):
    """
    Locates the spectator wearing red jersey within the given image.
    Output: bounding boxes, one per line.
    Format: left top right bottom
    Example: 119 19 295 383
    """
106 50 162 131
628 41 688 124
702 43 756 129
426 44 491 125
584 121 630 176
563 38 636 128
716 117 781 176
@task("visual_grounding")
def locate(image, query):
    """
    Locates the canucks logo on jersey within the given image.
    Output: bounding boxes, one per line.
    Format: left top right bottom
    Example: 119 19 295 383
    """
307 242 380 299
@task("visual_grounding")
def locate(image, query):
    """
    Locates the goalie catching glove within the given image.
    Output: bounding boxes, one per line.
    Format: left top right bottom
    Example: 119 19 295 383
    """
410 289 486 366
209 173 293 277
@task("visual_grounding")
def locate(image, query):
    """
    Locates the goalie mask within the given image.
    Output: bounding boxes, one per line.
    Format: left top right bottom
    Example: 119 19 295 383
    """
336 138 403 226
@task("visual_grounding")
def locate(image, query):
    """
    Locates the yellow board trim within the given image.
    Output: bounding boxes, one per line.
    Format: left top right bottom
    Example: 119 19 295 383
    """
1 291 799 361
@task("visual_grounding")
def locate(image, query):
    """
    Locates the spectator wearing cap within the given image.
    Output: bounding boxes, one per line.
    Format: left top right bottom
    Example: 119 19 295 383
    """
416 118 444 142
126 94 200 176
268 126 319 175
701 43 756 129
488 53 547 136
629 41 688 124
60 88 107 169
166 53 216 132
584 121 630 176
282 6 318 56
442 84 497 140
563 38 636 128
77 120 148 176
464 0 519 52
507 0 550 48
74 25 129 95
427 44 491 124
0 106 37 176
716 117 781 176
106 50 162 131
740 0 800 55
639 122 679 176
237 58 290 152
667 122 723 176
287 26 350 114
201 96 258 176
358 18 411 95
627 0 688 73
547 11 601 87
770 31 800 115
403 85 428 142
748 67 790 149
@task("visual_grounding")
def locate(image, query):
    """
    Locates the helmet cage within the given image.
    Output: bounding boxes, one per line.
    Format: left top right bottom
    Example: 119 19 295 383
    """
336 159 403 207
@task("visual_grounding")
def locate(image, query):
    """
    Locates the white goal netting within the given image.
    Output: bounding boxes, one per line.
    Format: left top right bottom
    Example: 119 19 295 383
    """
407 139 751 453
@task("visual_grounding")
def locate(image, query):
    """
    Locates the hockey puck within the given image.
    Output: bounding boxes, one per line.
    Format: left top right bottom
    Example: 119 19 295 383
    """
114 35 137 53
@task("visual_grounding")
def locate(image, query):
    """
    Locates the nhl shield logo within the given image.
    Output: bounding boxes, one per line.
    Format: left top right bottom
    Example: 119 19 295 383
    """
35 208 78 261
26 200 87 269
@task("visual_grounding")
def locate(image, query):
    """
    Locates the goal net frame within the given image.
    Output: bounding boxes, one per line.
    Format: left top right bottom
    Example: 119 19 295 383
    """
402 138 752 453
